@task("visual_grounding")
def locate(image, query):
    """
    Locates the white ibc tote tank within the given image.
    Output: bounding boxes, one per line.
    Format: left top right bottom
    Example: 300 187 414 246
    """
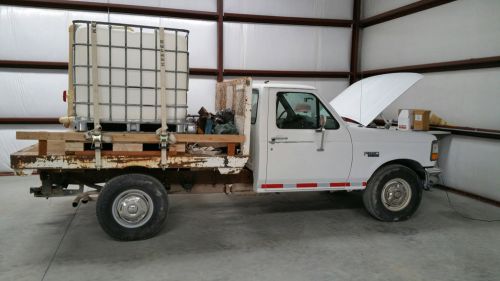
70 21 189 130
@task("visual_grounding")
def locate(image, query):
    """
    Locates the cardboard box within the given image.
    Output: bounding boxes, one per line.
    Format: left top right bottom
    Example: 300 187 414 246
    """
398 109 431 131
412 109 431 131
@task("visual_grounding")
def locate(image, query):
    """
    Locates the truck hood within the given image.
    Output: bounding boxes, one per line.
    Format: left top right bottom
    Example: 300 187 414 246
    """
330 73 423 126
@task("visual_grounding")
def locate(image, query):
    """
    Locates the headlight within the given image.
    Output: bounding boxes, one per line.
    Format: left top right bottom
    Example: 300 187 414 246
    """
430 140 439 161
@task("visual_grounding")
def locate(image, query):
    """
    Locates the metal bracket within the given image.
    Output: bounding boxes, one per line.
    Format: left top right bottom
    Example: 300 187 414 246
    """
158 132 169 170
86 128 103 170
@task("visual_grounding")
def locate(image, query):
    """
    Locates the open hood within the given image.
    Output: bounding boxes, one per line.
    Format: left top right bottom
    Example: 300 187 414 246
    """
330 73 423 126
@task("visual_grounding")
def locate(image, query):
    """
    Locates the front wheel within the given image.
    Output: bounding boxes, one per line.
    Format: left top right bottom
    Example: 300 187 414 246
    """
96 174 169 240
363 164 422 221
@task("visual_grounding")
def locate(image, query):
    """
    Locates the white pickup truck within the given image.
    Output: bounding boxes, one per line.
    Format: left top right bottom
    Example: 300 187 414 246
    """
11 73 440 241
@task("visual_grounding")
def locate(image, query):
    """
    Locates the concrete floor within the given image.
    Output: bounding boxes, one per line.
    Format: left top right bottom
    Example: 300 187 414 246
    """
1 176 500 281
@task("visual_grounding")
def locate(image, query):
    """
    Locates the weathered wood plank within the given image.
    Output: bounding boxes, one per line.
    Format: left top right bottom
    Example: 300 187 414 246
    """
112 143 143 152
65 141 84 152
16 131 245 144
38 140 47 155
227 143 236 156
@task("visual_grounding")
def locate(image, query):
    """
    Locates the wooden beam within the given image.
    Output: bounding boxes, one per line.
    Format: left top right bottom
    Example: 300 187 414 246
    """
3 0 218 21
224 69 350 79
361 56 500 77
360 0 457 28
16 131 245 144
349 0 361 84
224 13 352 27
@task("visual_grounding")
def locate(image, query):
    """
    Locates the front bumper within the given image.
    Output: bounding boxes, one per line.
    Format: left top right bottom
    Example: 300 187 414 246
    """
424 167 441 190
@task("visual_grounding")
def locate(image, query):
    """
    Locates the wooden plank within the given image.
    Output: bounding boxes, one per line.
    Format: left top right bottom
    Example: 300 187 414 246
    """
170 143 186 153
176 134 244 143
38 140 47 155
113 143 143 152
16 131 245 144
48 140 66 155
74 151 161 157
65 142 84 152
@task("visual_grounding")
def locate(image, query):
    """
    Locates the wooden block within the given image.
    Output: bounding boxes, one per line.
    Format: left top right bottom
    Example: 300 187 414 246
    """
113 143 143 152
38 140 47 155
168 143 186 156
48 140 66 155
172 143 186 153
227 143 236 156
65 142 84 152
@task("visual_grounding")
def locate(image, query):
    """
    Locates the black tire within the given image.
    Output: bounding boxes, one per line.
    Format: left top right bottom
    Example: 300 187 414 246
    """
96 173 168 241
363 164 422 221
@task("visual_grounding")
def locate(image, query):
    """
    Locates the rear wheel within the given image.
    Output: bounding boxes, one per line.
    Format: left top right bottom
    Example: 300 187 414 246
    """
363 164 422 221
96 174 168 240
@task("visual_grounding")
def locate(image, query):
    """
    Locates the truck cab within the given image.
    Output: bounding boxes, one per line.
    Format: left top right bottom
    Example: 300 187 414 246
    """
248 75 439 222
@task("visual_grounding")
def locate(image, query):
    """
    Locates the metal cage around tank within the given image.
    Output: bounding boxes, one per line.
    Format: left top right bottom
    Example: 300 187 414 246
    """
70 20 190 131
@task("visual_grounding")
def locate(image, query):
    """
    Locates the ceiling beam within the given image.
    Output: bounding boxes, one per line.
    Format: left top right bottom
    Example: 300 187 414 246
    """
0 118 60 124
360 56 500 77
360 0 457 28
224 69 350 79
216 0 224 82
0 60 218 76
224 13 352 27
2 0 218 21
349 0 361 84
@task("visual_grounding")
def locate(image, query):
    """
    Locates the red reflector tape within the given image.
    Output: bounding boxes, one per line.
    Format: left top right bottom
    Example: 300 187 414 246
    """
362 182 367 186
63 90 67 102
330 182 350 187
297 183 317 188
262 184 283 189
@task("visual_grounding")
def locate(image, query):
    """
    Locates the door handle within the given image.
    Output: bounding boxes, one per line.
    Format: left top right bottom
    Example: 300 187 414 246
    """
270 136 288 144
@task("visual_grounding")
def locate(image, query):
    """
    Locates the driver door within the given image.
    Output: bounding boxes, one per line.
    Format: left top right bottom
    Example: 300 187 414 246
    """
263 89 352 190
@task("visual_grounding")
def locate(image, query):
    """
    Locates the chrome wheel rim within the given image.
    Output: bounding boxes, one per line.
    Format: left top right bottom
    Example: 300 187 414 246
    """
381 178 412 212
112 189 154 228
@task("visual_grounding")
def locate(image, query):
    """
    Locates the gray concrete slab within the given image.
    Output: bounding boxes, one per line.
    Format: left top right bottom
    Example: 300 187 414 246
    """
1 175 500 281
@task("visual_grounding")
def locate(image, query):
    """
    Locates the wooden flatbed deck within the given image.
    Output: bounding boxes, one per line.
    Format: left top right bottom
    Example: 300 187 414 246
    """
11 131 249 173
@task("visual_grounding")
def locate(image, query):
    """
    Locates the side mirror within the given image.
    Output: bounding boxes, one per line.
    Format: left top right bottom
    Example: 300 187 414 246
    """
316 115 326 132
316 115 326 151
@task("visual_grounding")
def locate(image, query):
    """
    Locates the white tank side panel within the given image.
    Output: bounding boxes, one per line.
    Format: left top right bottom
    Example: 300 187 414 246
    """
224 0 352 20
224 23 351 71
361 0 500 70
73 23 188 123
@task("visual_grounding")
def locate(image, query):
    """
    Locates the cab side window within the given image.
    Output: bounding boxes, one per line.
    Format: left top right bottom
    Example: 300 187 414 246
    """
276 92 339 130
